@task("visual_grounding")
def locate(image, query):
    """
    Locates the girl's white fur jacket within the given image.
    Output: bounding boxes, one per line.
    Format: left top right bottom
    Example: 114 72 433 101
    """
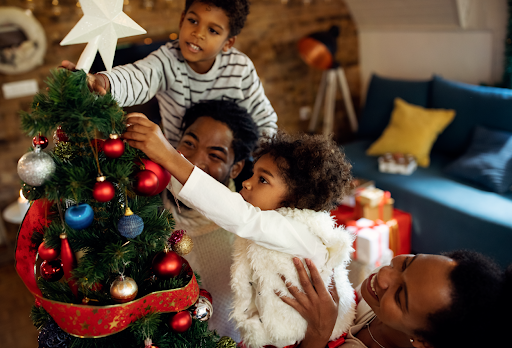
230 207 356 348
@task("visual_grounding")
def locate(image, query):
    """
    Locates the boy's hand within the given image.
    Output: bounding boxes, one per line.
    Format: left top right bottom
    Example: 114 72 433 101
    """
123 113 174 165
60 60 109 95
276 258 339 348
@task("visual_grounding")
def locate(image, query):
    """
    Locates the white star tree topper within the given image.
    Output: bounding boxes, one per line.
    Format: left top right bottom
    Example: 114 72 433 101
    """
61 0 146 73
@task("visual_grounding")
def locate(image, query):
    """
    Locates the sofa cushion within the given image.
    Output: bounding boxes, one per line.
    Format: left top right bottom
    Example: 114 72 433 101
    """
431 75 512 157
366 98 455 167
445 126 512 194
358 74 432 140
342 140 512 266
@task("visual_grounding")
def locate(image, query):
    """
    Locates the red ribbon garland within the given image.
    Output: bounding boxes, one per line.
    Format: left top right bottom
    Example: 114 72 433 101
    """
15 199 199 338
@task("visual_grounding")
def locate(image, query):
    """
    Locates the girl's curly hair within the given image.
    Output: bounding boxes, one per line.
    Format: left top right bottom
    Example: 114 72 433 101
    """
185 0 250 37
254 131 352 212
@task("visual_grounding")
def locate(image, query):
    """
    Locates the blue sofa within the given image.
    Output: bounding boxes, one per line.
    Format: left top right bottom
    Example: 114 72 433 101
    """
342 75 512 267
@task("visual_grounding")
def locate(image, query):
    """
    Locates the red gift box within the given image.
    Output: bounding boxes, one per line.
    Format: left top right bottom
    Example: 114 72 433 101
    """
331 205 411 255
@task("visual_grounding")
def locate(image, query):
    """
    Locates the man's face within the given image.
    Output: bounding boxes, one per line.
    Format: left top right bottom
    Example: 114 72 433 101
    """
179 2 235 74
177 116 243 185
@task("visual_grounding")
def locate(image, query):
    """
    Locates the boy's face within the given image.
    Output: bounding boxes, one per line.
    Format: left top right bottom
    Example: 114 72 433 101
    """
240 154 289 211
179 2 236 74
177 116 244 186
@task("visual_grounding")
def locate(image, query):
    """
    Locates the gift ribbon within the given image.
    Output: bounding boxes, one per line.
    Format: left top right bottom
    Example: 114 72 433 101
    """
15 199 199 338
378 191 391 221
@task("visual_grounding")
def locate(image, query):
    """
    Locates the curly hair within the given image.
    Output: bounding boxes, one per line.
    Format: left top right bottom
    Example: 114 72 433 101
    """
253 131 352 212
184 0 250 37
181 99 259 163
415 250 512 348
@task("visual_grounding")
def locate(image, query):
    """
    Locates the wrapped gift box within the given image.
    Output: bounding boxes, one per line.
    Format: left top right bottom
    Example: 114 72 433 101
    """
346 218 390 267
355 188 394 222
331 205 411 256
340 178 375 207
378 153 417 175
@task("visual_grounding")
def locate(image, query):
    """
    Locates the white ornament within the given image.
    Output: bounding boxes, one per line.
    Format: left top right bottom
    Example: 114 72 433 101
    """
60 0 146 73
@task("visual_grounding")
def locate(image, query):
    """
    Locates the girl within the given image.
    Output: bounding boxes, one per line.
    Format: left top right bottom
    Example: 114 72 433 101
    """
124 114 356 348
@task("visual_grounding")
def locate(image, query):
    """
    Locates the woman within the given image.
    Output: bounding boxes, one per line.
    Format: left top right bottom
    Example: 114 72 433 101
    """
278 251 511 348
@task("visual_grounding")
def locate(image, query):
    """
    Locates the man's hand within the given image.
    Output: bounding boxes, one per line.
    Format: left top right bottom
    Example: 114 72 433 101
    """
276 258 339 348
60 60 109 95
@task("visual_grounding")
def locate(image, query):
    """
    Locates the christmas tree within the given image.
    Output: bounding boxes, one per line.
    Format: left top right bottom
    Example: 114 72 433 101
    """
14 68 233 348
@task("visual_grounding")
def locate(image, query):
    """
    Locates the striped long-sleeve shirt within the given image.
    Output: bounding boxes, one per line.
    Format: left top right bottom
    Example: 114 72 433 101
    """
102 40 278 146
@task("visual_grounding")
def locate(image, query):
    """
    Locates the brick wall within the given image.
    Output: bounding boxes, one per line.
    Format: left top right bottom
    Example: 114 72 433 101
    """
0 0 359 208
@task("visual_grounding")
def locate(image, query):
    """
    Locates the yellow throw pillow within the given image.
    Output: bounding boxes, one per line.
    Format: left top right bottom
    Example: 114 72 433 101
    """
366 98 455 167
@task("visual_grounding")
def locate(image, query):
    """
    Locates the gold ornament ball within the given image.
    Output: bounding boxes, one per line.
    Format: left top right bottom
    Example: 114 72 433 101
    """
54 141 75 161
172 234 194 256
216 336 237 348
110 276 138 303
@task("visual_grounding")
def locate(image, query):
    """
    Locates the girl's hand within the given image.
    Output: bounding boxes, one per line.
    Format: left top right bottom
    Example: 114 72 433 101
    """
122 113 194 185
60 60 109 95
122 113 174 165
276 258 339 348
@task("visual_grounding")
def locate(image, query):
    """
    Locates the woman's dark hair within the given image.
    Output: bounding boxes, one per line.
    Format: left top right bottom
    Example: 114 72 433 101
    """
416 250 511 348
181 99 259 163
184 0 250 37
253 131 352 212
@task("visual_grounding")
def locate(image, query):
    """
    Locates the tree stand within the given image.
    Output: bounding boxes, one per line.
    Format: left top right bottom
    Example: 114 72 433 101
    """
308 66 358 136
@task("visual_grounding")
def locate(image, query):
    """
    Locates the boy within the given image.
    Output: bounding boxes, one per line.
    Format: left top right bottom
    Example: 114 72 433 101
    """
167 100 259 341
123 116 356 348
63 0 277 146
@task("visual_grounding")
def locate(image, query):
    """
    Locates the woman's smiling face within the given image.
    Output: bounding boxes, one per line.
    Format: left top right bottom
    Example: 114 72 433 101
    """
361 254 456 337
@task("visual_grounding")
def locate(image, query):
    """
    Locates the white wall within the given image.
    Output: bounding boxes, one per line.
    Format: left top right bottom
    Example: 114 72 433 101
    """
345 0 508 99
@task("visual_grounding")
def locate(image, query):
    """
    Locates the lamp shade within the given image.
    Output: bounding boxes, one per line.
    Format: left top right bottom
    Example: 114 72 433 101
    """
298 25 340 70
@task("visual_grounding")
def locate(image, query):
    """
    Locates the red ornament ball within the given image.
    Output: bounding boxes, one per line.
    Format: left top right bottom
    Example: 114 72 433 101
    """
169 311 192 333
134 170 159 196
139 158 171 194
103 136 125 158
54 126 69 143
40 259 64 282
152 250 182 278
38 241 59 261
93 180 115 202
32 135 49 149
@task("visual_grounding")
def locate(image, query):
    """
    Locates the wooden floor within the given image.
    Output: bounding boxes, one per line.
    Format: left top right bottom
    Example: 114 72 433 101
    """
0 220 39 347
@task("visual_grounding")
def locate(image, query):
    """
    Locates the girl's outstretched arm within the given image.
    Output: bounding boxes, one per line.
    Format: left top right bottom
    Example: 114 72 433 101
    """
122 113 194 185
277 258 339 348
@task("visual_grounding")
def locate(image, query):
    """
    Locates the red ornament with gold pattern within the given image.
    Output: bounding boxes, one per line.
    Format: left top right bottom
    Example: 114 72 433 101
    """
32 134 48 149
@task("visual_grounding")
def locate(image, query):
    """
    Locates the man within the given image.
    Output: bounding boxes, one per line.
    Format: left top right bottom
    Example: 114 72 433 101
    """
164 100 259 341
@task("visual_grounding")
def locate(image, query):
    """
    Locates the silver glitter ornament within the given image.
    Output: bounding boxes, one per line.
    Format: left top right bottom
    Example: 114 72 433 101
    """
17 147 56 186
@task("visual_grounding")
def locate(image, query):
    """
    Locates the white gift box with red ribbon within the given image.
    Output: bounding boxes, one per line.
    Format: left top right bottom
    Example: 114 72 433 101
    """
345 218 390 266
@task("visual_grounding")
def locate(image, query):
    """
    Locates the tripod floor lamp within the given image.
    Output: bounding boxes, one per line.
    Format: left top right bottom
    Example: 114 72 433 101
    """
298 26 358 136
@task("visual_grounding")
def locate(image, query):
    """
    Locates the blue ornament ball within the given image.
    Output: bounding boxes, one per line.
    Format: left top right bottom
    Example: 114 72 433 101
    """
65 203 94 230
118 209 144 238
